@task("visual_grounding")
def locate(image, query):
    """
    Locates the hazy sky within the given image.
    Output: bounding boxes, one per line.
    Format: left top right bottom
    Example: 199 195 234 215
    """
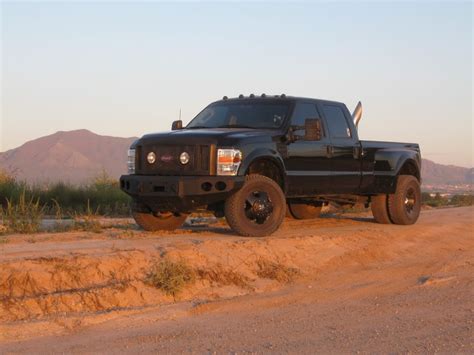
1 1 472 167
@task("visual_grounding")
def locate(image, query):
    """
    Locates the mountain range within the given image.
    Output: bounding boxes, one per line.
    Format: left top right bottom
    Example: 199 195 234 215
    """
0 130 472 188
0 130 136 185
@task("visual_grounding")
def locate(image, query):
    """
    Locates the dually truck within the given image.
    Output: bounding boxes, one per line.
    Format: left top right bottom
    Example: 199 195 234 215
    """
120 94 421 237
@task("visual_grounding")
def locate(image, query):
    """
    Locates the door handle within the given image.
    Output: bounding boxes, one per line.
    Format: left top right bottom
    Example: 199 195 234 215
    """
353 146 364 159
326 145 333 158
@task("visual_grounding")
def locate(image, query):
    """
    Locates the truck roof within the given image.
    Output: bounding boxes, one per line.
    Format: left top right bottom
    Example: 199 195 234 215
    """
211 94 345 107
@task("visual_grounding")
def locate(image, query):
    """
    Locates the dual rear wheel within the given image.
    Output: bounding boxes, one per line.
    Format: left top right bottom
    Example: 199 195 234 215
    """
371 175 421 225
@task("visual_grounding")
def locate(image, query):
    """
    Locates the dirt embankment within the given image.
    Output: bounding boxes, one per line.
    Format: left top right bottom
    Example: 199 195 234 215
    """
0 207 473 350
0 216 368 334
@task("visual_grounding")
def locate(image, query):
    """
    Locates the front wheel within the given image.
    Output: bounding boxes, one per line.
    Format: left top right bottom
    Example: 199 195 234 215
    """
387 175 421 225
225 175 286 237
132 210 187 231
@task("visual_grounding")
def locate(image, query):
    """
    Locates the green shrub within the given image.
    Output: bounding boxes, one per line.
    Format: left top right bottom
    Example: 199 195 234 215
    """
450 194 474 206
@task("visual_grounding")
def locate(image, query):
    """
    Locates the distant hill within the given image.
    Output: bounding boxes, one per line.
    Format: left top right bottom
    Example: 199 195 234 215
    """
0 130 136 185
0 130 472 187
421 159 473 186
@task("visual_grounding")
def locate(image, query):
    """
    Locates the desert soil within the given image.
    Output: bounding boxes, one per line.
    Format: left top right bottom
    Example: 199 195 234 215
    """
0 207 473 353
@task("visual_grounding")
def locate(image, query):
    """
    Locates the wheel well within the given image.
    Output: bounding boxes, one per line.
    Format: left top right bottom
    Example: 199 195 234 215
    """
246 159 285 190
398 160 420 181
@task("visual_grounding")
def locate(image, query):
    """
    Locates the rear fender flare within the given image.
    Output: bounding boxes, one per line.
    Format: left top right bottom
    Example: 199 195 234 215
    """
373 149 421 192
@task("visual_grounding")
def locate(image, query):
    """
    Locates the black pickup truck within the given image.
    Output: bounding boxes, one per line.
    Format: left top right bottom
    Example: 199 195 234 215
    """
120 95 421 237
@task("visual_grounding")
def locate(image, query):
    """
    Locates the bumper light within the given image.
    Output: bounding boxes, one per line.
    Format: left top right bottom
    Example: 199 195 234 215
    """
217 149 242 176
180 152 190 165
147 152 156 164
127 149 136 174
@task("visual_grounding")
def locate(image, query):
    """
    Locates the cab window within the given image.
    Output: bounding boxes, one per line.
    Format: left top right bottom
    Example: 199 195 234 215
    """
291 103 321 136
322 104 352 139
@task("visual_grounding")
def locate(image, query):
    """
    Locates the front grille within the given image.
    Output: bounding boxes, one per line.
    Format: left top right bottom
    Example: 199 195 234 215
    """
136 144 212 176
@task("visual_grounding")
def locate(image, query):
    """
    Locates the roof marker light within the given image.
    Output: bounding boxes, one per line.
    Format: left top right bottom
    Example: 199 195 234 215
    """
249 93 255 98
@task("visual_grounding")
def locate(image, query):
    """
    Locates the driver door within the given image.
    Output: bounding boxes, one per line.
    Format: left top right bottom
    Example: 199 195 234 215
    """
284 102 332 196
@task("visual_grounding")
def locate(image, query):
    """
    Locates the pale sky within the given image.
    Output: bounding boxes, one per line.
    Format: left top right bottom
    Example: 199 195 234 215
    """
1 1 473 167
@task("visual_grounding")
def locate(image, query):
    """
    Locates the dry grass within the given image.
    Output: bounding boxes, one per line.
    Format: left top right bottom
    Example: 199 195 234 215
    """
0 191 44 234
256 259 300 283
196 264 251 289
70 200 102 233
145 259 195 297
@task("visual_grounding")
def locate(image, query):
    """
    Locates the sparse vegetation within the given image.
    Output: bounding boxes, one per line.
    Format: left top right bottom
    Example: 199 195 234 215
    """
0 191 44 234
256 259 300 283
145 259 196 297
70 200 103 233
0 170 131 217
196 263 250 289
421 192 474 207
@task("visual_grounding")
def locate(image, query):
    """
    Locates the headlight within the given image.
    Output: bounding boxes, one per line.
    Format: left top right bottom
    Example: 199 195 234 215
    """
147 152 156 164
180 152 190 165
217 149 242 176
127 149 136 174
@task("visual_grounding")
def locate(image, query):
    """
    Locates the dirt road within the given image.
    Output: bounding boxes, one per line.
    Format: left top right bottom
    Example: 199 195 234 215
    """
1 207 473 353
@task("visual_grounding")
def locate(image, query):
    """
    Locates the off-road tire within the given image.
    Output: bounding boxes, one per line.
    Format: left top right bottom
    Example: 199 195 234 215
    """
387 175 421 225
371 194 392 224
132 211 187 231
225 174 286 237
288 203 322 220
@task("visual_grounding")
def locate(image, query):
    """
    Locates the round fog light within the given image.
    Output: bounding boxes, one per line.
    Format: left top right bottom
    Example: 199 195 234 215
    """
147 152 156 164
180 152 190 165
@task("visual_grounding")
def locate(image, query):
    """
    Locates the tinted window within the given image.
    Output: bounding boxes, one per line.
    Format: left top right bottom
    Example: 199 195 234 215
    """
323 105 351 139
291 103 320 135
187 100 291 129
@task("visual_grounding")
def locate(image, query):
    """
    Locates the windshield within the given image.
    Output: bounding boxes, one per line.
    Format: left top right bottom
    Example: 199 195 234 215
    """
186 100 291 129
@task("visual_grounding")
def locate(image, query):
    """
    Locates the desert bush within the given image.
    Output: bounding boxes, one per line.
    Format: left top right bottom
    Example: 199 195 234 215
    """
0 170 131 217
450 194 474 206
0 191 44 234
145 259 196 297
256 259 300 283
421 192 473 207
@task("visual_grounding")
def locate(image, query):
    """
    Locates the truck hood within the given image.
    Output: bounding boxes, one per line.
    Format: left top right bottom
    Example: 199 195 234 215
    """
136 128 280 147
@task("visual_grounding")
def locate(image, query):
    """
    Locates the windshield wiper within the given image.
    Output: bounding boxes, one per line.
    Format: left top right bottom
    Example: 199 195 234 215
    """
217 125 254 129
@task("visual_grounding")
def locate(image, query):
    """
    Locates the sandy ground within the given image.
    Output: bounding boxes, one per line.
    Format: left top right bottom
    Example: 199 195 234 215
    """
0 207 473 353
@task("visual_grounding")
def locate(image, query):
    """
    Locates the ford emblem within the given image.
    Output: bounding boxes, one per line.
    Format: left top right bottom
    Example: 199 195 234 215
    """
160 154 174 163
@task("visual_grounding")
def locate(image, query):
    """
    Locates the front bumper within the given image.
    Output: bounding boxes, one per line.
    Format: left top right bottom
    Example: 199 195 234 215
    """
120 175 245 212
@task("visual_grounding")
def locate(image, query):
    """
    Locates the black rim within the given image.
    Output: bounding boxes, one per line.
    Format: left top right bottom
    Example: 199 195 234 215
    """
404 187 417 215
244 190 274 224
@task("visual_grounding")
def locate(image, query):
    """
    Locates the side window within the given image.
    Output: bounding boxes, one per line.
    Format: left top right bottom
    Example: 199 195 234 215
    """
323 105 352 139
291 103 321 135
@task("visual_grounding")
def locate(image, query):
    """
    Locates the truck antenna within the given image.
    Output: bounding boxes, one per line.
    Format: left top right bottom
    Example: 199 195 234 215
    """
179 108 182 121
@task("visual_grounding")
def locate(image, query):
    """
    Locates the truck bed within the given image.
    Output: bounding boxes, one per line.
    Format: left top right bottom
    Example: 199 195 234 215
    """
360 140 420 152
